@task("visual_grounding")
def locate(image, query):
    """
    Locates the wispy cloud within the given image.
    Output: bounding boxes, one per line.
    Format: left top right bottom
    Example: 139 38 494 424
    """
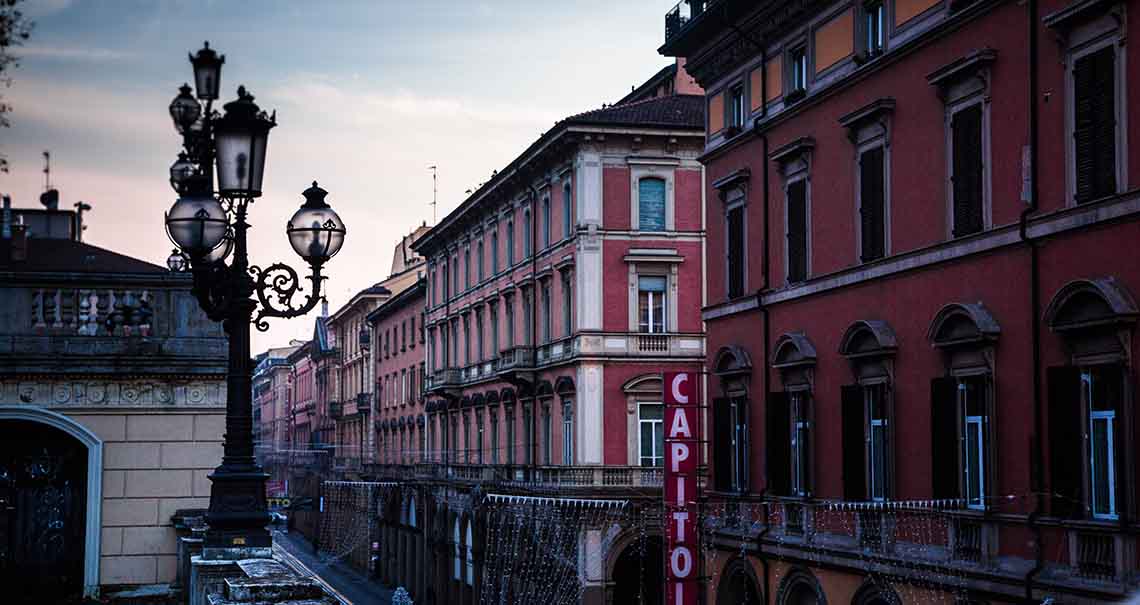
19 44 135 62
20 0 73 18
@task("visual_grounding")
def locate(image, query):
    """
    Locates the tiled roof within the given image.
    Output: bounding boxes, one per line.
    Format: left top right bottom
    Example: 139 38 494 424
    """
0 238 167 274
564 94 704 129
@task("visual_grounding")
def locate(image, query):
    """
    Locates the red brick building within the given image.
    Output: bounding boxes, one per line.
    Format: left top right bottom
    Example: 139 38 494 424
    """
369 277 426 467
663 0 1140 602
362 63 706 605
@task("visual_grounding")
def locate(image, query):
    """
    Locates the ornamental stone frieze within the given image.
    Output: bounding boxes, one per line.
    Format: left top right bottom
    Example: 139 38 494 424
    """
0 378 225 409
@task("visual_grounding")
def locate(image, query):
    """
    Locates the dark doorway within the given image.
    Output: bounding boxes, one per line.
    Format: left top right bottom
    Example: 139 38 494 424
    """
0 420 88 603
611 535 664 605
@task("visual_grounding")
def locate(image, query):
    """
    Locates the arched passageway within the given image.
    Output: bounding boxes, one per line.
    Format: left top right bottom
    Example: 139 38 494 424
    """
611 535 664 605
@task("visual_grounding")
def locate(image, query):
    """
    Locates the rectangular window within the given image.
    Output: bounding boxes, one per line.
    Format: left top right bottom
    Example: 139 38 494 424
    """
477 241 484 282
523 211 532 258
963 381 986 509
491 231 499 273
790 391 811 497
490 303 499 357
522 289 533 345
464 249 471 290
541 281 551 344
790 46 808 92
727 204 745 298
505 297 515 347
542 404 551 465
491 410 500 465
463 316 470 366
475 309 484 363
951 104 984 236
713 396 749 492
562 276 572 336
563 182 572 238
542 196 551 248
506 408 516 465
787 180 808 282
507 219 515 266
867 384 888 501
864 0 884 57
1073 45 1117 203
523 405 533 466
1086 367 1119 519
638 403 665 467
638 178 667 231
638 276 668 333
477 418 484 465
729 83 745 129
562 401 573 465
859 146 886 262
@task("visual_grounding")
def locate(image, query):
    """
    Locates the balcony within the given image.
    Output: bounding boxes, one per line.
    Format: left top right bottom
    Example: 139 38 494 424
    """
578 332 705 358
370 462 662 493
429 368 461 389
664 0 713 44
496 346 534 373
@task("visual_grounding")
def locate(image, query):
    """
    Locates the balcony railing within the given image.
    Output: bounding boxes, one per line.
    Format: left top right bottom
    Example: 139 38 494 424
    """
665 0 714 44
496 346 534 373
369 463 663 491
1075 531 1118 581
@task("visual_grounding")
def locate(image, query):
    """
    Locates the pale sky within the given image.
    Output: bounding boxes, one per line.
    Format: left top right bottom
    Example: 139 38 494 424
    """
1 0 680 352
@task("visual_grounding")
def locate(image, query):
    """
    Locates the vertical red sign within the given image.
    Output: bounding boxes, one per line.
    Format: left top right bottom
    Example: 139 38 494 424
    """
663 371 698 605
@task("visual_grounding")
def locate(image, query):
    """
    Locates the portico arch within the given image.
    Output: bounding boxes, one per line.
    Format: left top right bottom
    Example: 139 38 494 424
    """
0 405 103 599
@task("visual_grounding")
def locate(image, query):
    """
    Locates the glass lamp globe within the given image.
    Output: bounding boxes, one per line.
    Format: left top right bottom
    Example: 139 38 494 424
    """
165 191 228 257
214 86 275 198
189 41 224 101
286 182 346 265
202 228 234 264
166 249 188 272
169 84 202 134
169 152 197 194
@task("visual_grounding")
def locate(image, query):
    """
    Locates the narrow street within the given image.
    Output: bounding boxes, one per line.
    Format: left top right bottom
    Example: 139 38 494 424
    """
272 529 394 605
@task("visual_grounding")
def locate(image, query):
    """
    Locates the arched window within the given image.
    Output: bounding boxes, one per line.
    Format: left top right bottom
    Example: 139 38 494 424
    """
638 177 666 231
453 518 461 580
464 521 474 585
775 567 825 605
408 495 417 528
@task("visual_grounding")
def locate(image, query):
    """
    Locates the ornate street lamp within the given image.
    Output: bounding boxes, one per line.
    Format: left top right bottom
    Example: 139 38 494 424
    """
163 43 346 551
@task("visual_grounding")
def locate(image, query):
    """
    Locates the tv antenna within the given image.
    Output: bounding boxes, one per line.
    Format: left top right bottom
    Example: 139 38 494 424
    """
42 151 51 191
428 165 437 224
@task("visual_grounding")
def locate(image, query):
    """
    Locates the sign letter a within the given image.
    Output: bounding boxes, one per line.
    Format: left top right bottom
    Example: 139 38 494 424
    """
669 408 692 439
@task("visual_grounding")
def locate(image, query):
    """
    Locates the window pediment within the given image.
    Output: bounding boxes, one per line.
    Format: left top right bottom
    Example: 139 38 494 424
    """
839 319 897 358
714 344 753 376
1045 277 1138 332
773 331 818 369
623 373 663 395
838 98 895 144
928 302 1001 348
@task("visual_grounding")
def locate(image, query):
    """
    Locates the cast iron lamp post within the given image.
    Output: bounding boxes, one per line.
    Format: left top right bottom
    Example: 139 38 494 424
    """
164 42 347 549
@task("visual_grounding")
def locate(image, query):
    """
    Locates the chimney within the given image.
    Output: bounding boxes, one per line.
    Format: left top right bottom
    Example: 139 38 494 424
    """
2 194 11 239
11 223 28 262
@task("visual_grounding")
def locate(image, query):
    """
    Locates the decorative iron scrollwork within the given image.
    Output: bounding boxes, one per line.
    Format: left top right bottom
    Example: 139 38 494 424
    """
249 262 324 332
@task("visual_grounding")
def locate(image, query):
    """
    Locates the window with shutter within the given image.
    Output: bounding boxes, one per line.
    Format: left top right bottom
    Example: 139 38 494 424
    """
732 395 750 492
1047 366 1083 518
638 178 667 231
930 377 960 500
766 392 791 496
1073 46 1117 203
952 104 984 236
859 147 886 262
841 385 866 500
787 180 808 282
713 397 733 492
727 205 745 298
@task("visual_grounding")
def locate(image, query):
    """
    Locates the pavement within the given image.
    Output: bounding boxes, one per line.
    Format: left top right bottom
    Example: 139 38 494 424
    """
272 528 395 605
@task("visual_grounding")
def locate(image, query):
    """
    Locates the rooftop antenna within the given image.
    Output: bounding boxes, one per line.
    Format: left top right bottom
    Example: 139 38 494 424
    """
428 165 437 224
42 151 51 191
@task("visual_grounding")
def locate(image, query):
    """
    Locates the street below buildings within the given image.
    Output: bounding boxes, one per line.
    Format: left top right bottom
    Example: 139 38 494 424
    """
272 529 393 605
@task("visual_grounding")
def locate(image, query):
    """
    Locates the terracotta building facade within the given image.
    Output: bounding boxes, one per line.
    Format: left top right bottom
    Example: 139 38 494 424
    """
663 0 1140 602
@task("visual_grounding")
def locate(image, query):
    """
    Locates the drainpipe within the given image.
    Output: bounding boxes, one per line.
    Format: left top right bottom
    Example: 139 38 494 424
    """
1020 0 1044 601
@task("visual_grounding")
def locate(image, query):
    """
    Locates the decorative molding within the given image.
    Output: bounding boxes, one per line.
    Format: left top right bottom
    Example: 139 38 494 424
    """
770 137 817 165
0 378 225 408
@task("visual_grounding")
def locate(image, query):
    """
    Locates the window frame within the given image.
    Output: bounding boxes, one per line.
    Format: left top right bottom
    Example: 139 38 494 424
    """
637 275 669 334
562 181 573 239
784 171 811 284
788 43 809 93
789 388 813 497
724 186 748 299
861 0 886 59
562 398 573 465
943 80 992 239
629 163 676 232
1065 29 1127 206
637 402 665 467
542 195 551 249
1083 366 1121 520
728 82 746 130
854 137 891 263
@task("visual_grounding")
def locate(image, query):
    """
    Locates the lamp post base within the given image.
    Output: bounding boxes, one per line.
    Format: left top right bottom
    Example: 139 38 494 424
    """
205 467 272 550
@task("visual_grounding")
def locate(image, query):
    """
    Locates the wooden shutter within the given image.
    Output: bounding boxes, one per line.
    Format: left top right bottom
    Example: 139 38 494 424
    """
766 392 791 496
734 396 751 493
859 147 886 261
841 385 866 500
713 397 733 492
727 205 744 298
1047 366 1083 518
1074 46 1117 203
951 104 984 237
930 377 960 499
787 181 808 282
